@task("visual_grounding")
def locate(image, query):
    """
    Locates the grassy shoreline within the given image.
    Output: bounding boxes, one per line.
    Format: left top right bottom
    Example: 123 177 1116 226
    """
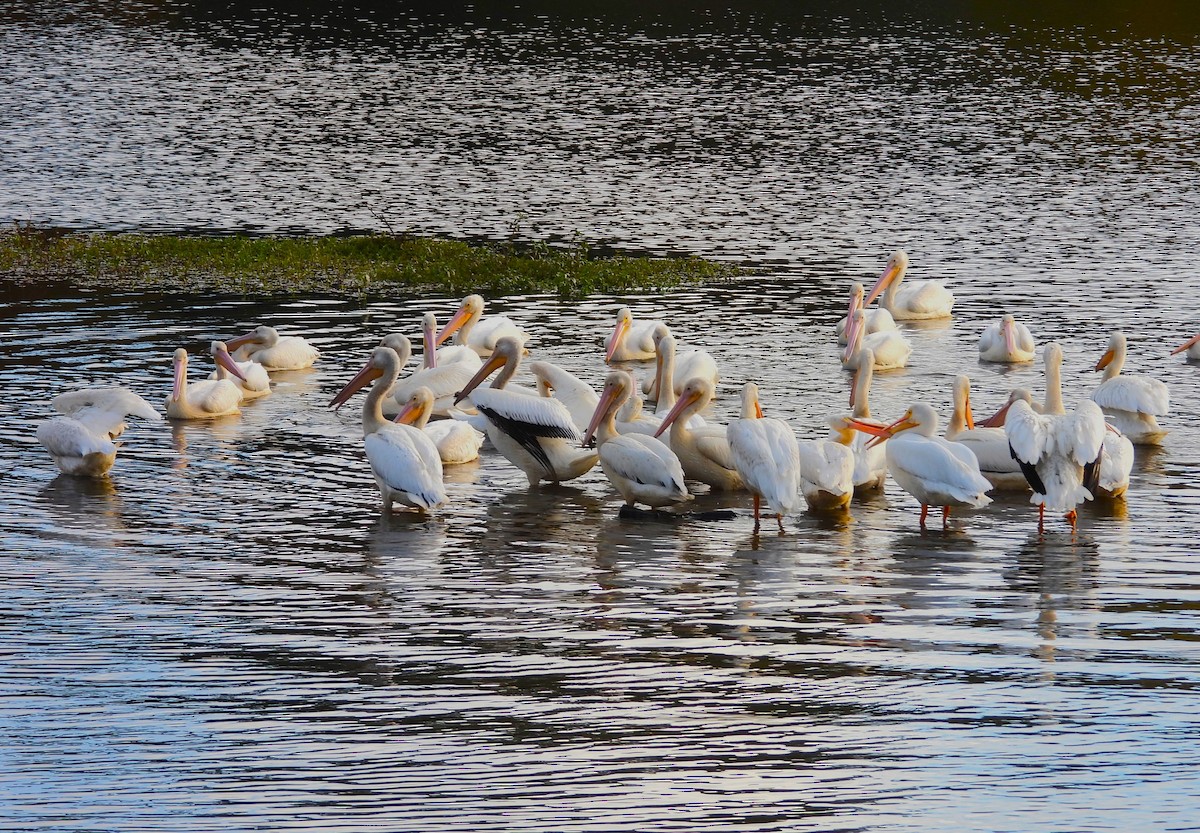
0 226 744 297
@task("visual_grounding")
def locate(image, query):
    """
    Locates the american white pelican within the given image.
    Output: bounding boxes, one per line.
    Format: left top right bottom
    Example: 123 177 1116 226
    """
645 334 712 429
1096 428 1134 499
654 377 743 491
393 386 484 465
835 282 898 346
613 384 663 436
1172 332 1200 361
842 308 912 370
226 325 319 370
832 349 888 492
390 316 483 418
528 360 599 432
166 346 247 420
329 346 448 513
863 250 953 320
605 307 670 362
727 382 802 529
1090 331 1170 445
945 375 1030 491
978 314 1036 363
37 387 162 477
435 294 530 357
454 336 597 486
582 370 691 509
797 430 854 513
850 402 991 529
643 331 719 401
207 340 270 401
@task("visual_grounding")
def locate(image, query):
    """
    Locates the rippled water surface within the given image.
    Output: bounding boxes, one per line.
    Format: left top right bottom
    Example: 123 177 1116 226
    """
4 4 1200 832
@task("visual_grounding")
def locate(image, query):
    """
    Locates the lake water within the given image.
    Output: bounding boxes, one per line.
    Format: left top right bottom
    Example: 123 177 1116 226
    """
3 4 1200 832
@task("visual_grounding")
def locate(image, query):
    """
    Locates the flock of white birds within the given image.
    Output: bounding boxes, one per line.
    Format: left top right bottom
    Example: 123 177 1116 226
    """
36 250 1197 534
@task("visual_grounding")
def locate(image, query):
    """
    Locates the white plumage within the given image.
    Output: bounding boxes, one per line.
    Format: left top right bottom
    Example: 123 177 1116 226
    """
529 360 600 432
654 377 743 491
835 282 898 346
728 382 802 526
393 386 484 465
207 340 270 401
1005 397 1105 521
605 307 670 362
166 347 246 420
1172 332 1200 361
796 436 854 512
1090 332 1169 445
944 375 1029 491
842 308 912 370
643 330 719 400
436 294 530 356
978 314 1036 363
863 249 954 320
227 325 319 370
37 387 162 477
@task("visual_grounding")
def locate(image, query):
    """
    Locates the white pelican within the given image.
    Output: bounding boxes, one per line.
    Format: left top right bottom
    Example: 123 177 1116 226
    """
842 308 912 370
654 377 743 491
835 282 898 346
643 331 719 401
226 325 319 370
944 375 1030 491
978 314 1036 363
605 307 670 362
582 370 691 509
393 386 484 465
797 429 854 513
166 346 247 420
207 340 270 401
1090 331 1170 445
390 316 482 418
613 385 663 436
37 387 162 477
454 337 597 486
849 402 991 529
727 382 802 529
329 346 448 513
863 250 954 320
831 349 888 492
645 334 712 428
528 360 599 432
1172 332 1200 361
435 294 530 357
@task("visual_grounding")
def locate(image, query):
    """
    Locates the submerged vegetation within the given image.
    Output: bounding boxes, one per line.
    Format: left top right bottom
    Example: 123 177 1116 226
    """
0 225 743 297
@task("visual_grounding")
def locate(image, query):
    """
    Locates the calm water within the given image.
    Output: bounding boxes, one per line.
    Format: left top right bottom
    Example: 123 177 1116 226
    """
3 4 1200 832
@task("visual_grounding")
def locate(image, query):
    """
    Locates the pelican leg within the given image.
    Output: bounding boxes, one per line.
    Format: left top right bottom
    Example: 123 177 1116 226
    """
753 493 761 533
942 505 950 530
1038 504 1045 535
776 512 784 533
1065 509 1078 530
919 504 929 529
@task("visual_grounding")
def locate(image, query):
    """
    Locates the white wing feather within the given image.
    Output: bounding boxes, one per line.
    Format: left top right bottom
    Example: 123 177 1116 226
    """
1091 376 1169 415
365 424 446 509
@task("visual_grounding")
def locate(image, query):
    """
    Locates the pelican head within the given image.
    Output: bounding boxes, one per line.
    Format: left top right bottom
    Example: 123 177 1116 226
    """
582 370 635 447
976 388 1033 428
605 307 635 363
330 346 399 410
379 333 413 366
453 335 522 403
1093 331 1126 372
739 381 764 419
863 249 909 307
653 376 714 438
850 401 935 447
208 341 249 382
1171 332 1200 356
170 348 189 402
226 324 279 351
394 386 436 428
435 294 485 346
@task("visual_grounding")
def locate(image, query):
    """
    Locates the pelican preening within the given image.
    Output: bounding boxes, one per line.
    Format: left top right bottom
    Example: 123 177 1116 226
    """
166 346 248 420
1091 331 1170 445
37 387 162 477
227 325 320 371
1172 332 1200 361
330 346 448 513
863 250 954 320
978 314 1036 363
728 382 801 530
436 294 531 357
605 307 669 362
836 282 898 346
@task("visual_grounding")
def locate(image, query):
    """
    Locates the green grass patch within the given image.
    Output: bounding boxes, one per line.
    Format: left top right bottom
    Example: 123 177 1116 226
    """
0 225 744 297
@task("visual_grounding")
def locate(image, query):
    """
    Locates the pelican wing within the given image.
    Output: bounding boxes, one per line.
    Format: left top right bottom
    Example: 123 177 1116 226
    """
1099 431 1134 492
37 416 116 458
601 434 687 493
1091 376 1169 416
394 362 478 404
365 424 446 509
729 419 800 499
1004 400 1050 465
1066 401 1107 466
471 387 580 473
797 438 853 497
695 432 739 473
528 361 600 430
898 280 954 315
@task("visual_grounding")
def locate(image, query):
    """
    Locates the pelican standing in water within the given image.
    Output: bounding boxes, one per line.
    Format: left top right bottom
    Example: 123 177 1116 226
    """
393 386 484 466
654 377 743 491
166 346 248 420
454 337 597 486
944 375 1030 491
582 370 691 510
1172 332 1200 361
37 387 162 477
330 346 448 513
226 325 319 371
605 307 670 362
1090 331 1170 445
208 340 270 401
978 314 1036 363
842 308 912 371
727 382 802 530
863 250 954 320
835 282 897 346
436 294 530 357
850 403 992 529
830 348 888 493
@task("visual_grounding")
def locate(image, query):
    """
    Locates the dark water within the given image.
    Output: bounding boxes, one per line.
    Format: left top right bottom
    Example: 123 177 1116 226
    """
3 4 1200 832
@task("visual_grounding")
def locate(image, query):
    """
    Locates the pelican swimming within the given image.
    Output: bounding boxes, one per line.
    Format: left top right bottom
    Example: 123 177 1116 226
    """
835 282 898 346
393 386 484 465
226 325 319 371
613 383 663 437
727 382 802 529
978 314 1036 363
643 330 719 401
207 340 270 401
435 294 530 357
1090 331 1170 445
329 346 448 513
37 387 162 477
166 346 248 420
842 308 912 370
850 402 992 529
1172 332 1200 361
582 370 691 509
944 375 1030 491
605 307 670 362
863 250 954 320
654 377 743 491
830 349 888 493
390 316 483 417
454 336 597 486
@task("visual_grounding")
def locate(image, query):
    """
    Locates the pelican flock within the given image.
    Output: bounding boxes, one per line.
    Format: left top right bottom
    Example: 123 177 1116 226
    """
33 249 1181 538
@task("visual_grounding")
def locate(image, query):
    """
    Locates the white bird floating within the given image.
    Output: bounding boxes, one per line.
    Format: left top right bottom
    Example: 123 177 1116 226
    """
850 402 992 530
226 325 319 371
166 346 248 420
728 382 802 530
644 330 719 401
842 308 912 371
1172 332 1200 361
836 282 898 346
605 307 669 362
863 250 954 320
37 387 162 477
1090 331 1170 445
330 346 448 514
390 315 483 418
454 336 597 486
582 370 691 510
435 294 531 357
978 314 1036 363
392 386 484 466
944 375 1030 491
207 340 270 401
654 376 743 491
